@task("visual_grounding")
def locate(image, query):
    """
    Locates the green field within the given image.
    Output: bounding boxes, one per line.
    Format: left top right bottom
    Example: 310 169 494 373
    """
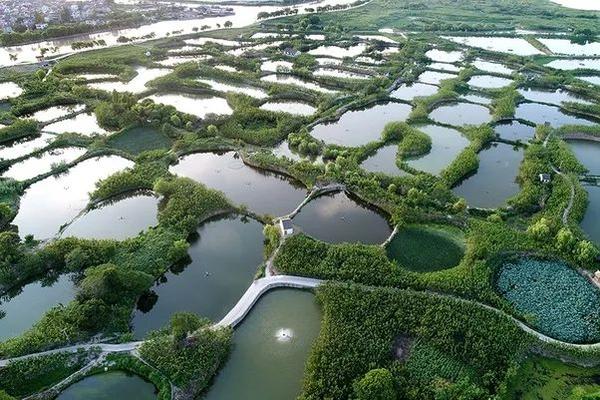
385 225 465 272
107 126 173 155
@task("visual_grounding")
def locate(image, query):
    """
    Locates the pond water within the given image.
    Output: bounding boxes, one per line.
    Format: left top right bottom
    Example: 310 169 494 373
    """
580 76 600 85
494 120 535 141
316 57 343 66
313 68 370 80
214 65 239 73
355 56 384 65
88 67 171 94
61 192 159 240
425 49 463 63
306 34 326 41
545 59 600 71
197 78 268 99
429 102 492 126
581 185 600 245
356 34 397 44
310 101 412 147
390 82 438 101
13 155 133 239
517 87 592 106
169 151 307 216
260 101 316 116
471 59 514 75
251 32 294 39
185 37 240 47
360 143 407 176
145 93 233 118
204 289 321 400
468 75 513 89
0 274 76 341
261 74 338 94
56 371 157 400
442 36 543 56
292 191 392 244
406 125 470 175
43 112 110 136
514 102 595 127
76 73 119 81
538 38 600 56
551 0 600 10
453 142 524 208
418 70 457 85
2 146 87 181
308 43 366 58
156 54 213 67
0 133 53 161
0 82 22 100
568 139 600 174
227 41 284 57
29 104 85 122
131 214 264 338
261 60 293 72
460 93 493 105
428 62 461 72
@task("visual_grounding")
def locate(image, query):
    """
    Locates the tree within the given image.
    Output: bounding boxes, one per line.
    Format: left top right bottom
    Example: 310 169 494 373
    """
77 263 153 305
224 21 233 28
555 227 575 253
575 240 599 266
0 203 11 220
170 312 205 349
527 217 552 241
452 198 467 214
353 368 396 400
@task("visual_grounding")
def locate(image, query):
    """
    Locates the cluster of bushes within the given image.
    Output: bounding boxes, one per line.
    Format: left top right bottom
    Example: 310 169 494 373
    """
0 349 98 397
0 119 38 145
491 86 520 119
139 313 232 398
300 283 532 400
496 256 600 343
288 129 321 156
153 177 231 234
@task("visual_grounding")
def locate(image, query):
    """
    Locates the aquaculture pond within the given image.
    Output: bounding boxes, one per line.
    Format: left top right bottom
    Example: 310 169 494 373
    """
292 191 392 244
471 59 513 75
13 155 133 239
390 82 438 101
204 289 322 400
157 54 212 67
417 70 457 85
545 59 600 71
169 151 307 216
260 101 316 116
514 103 595 127
360 144 407 177
261 74 338 94
43 112 109 136
496 258 600 343
2 146 87 181
0 133 53 161
131 214 264 338
0 82 22 100
196 78 268 99
56 371 157 400
468 75 512 89
429 102 492 126
145 93 233 118
537 38 600 56
308 43 366 58
494 120 535 142
0 274 76 341
428 62 461 72
567 139 600 174
313 68 370 80
581 186 600 245
386 225 465 272
405 125 470 175
309 101 412 147
260 60 293 72
517 88 592 106
425 49 463 63
453 142 523 208
88 67 171 94
107 126 173 155
442 36 543 56
271 141 322 164
28 104 85 122
580 76 600 85
61 192 159 240
460 93 492 105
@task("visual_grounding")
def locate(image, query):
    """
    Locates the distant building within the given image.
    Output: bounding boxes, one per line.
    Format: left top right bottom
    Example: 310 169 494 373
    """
282 48 300 58
539 173 551 184
279 218 293 236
